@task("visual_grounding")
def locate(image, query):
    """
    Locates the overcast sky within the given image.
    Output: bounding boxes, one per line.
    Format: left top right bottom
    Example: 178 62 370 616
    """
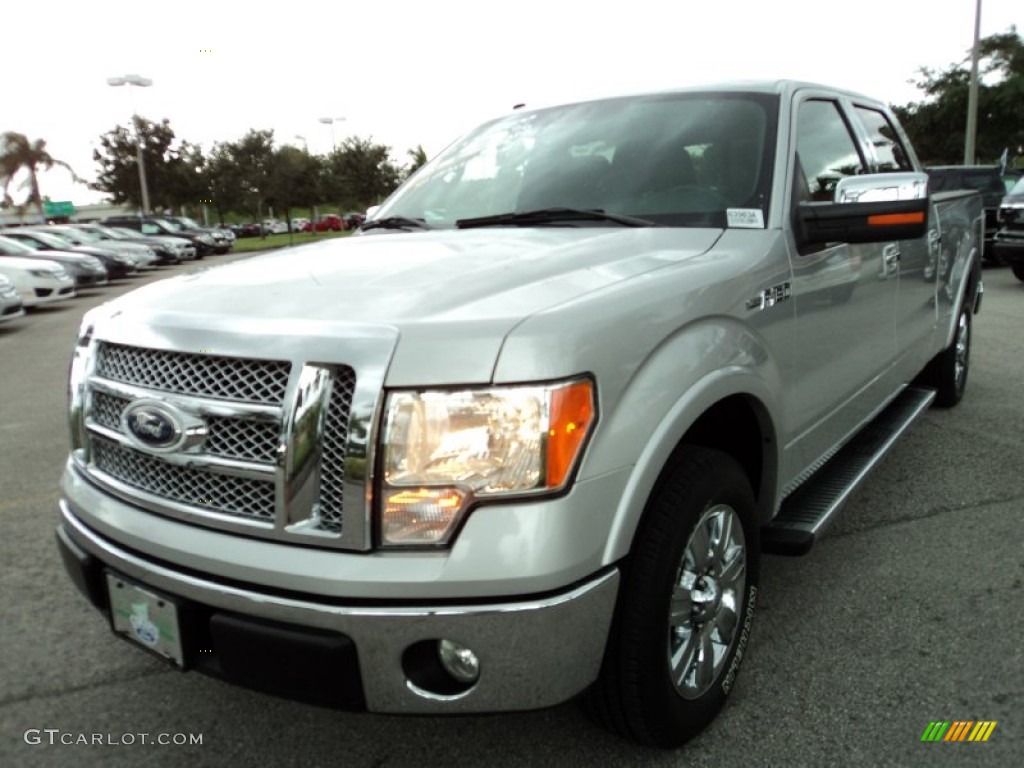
3 0 1019 207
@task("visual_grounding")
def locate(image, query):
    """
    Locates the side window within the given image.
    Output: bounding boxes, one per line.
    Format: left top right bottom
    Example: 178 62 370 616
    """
854 107 912 172
795 100 866 202
141 224 158 235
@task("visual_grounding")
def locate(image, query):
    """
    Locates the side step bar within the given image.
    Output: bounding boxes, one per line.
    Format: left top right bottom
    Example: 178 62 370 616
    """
762 387 936 556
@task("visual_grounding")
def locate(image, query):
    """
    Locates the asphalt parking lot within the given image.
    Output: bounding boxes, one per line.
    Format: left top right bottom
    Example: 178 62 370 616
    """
0 255 1021 767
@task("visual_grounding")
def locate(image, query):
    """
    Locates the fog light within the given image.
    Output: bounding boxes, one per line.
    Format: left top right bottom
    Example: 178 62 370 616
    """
437 639 480 684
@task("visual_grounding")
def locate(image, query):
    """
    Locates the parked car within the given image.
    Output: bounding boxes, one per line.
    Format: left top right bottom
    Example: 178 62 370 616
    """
103 217 215 257
157 216 233 254
926 165 1005 261
104 226 197 263
0 234 108 287
994 174 1024 281
73 223 191 265
0 274 25 323
262 219 289 234
342 212 366 230
290 217 310 233
0 255 76 307
48 225 161 268
4 228 137 279
302 213 343 232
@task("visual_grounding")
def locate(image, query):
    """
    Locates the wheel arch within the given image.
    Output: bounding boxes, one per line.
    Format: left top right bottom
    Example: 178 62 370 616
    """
602 376 779 565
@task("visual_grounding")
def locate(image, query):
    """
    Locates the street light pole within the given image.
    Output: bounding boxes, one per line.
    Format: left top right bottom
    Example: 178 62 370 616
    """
964 0 982 164
319 116 346 152
107 74 153 214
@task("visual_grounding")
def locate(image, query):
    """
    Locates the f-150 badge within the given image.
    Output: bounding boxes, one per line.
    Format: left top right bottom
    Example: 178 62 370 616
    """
747 282 792 311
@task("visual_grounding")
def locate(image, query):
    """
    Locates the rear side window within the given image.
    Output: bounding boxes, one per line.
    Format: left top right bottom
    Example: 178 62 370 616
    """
854 107 912 172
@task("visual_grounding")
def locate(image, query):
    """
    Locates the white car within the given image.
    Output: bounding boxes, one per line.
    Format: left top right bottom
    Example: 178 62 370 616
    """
0 274 25 323
263 219 289 234
0 256 76 307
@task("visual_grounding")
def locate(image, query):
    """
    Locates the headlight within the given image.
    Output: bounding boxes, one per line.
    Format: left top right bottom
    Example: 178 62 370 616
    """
29 269 56 278
84 256 104 270
199 235 214 245
379 378 595 546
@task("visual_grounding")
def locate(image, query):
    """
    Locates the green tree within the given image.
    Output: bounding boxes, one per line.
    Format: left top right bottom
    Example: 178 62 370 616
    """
266 145 323 232
226 129 276 225
92 117 205 212
405 144 429 178
202 142 244 225
322 136 402 211
0 132 80 215
893 27 1024 165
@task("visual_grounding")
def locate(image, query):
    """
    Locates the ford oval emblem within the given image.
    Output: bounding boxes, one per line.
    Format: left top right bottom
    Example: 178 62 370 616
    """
124 404 181 449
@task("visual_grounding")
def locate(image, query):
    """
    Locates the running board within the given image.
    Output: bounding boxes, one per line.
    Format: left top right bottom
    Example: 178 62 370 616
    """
762 387 936 556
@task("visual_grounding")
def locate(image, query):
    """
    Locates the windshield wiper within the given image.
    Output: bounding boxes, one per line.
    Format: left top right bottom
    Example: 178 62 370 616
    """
360 216 430 232
456 207 659 229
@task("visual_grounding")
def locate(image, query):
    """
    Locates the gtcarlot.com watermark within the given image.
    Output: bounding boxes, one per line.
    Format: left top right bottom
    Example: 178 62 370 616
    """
24 729 203 746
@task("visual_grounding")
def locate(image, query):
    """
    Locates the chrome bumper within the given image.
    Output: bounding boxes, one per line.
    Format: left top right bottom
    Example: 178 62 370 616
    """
60 501 619 714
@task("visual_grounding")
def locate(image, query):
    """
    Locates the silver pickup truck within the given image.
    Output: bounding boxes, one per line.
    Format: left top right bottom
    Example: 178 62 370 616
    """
57 81 983 747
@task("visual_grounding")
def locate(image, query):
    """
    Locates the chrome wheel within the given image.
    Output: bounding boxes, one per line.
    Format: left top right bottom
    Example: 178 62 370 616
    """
668 503 746 699
953 310 969 395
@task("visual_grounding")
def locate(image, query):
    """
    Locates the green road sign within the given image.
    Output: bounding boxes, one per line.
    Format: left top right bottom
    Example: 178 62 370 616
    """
43 201 75 217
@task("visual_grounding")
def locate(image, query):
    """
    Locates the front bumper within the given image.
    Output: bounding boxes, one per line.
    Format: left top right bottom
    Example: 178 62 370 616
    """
993 229 1024 264
58 502 619 714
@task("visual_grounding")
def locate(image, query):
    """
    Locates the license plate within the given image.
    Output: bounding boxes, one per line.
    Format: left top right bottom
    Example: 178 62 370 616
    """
106 572 185 667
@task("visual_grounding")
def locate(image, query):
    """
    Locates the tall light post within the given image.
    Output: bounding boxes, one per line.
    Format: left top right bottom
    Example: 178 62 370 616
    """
294 134 309 152
963 0 982 164
107 74 153 214
319 116 346 151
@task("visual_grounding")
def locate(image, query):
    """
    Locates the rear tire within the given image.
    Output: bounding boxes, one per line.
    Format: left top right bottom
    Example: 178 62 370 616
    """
584 447 760 747
930 303 972 408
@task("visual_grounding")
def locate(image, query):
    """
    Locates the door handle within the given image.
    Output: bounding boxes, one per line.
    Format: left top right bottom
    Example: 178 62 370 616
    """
881 243 900 277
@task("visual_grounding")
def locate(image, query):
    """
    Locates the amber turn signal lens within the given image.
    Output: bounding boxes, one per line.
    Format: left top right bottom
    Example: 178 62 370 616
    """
546 380 595 488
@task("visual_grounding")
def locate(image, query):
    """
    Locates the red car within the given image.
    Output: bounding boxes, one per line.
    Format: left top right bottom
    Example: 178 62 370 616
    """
302 214 343 232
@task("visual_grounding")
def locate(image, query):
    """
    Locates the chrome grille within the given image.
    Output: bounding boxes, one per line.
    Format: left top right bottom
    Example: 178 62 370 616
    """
205 417 280 463
89 391 280 464
317 367 356 533
95 342 290 404
92 437 274 522
91 391 126 430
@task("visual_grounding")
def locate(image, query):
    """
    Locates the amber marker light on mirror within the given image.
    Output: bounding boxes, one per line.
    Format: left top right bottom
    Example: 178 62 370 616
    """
868 212 925 226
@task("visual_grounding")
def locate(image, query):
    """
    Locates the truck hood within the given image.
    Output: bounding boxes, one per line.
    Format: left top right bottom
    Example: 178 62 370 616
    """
114 228 722 323
96 227 723 385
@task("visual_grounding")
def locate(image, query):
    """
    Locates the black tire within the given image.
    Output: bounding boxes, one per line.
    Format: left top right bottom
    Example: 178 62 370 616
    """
584 446 760 747
929 302 972 408
1012 263 1024 282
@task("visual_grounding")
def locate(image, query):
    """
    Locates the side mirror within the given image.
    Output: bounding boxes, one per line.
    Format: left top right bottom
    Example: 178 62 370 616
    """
797 172 929 246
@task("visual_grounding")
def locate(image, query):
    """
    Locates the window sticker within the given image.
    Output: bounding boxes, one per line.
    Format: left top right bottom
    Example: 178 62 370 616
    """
727 209 765 229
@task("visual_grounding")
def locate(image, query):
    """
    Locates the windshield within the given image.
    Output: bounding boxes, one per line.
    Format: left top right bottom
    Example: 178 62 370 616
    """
175 217 202 229
0 235 37 255
374 92 777 229
1009 177 1024 196
62 228 100 243
91 224 127 239
10 230 70 249
158 219 186 232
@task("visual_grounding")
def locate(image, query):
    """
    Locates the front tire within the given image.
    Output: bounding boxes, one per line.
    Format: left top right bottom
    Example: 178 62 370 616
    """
1012 263 1024 282
585 447 760 747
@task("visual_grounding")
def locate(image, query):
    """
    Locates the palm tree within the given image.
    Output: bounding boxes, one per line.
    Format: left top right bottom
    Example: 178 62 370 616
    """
0 132 80 215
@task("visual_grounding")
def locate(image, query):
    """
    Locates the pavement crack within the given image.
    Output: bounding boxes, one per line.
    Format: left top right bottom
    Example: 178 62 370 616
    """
0 666 177 709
